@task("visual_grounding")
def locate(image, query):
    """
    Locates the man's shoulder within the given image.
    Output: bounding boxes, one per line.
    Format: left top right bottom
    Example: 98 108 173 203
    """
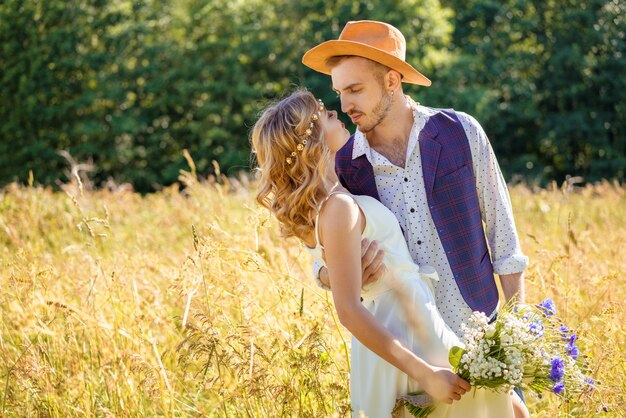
420 106 476 124
452 110 482 130
420 106 484 135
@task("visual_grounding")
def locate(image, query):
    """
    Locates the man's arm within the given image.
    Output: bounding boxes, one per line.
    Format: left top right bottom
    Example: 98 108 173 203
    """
500 272 525 303
459 112 529 299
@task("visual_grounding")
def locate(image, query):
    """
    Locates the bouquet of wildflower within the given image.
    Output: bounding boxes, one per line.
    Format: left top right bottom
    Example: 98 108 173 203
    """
395 298 594 417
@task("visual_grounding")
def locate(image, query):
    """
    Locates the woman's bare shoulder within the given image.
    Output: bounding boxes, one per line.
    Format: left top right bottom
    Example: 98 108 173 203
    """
319 193 359 221
318 193 363 246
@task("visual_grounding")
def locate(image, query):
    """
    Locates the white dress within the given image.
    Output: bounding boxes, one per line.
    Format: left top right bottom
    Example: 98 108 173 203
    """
308 193 514 418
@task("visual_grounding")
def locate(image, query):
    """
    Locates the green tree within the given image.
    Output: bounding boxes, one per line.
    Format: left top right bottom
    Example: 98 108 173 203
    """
435 0 625 182
1 0 454 190
1 0 109 185
2 0 621 190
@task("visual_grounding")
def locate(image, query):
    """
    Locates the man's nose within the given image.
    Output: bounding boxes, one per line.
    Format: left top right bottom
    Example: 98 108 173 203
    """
340 97 353 114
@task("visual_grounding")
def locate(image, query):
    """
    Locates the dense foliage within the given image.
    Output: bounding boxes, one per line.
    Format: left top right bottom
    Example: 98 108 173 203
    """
1 0 624 191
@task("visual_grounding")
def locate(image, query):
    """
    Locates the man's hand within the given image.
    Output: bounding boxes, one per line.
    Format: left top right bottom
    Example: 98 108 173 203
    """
318 264 331 288
317 238 387 289
361 238 386 287
421 366 471 404
500 272 525 304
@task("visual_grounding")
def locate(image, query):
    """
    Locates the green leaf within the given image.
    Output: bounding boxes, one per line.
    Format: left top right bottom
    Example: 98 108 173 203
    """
448 346 465 370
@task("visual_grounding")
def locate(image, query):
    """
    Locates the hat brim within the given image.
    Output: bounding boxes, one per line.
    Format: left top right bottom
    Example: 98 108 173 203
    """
302 40 431 86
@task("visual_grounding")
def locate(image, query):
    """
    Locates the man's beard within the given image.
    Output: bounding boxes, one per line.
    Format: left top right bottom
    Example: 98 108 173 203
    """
358 89 393 133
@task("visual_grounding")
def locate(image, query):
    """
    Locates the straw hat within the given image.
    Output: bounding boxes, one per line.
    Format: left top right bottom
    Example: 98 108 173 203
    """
302 20 431 86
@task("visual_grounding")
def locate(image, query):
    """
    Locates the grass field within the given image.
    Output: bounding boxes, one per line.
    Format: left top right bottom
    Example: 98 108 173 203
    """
1 171 625 417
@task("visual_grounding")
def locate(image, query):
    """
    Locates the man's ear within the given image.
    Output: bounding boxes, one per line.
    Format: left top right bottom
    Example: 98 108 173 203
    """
385 69 403 91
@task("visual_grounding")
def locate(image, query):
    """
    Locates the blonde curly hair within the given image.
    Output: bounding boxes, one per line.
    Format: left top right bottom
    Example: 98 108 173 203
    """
251 90 334 242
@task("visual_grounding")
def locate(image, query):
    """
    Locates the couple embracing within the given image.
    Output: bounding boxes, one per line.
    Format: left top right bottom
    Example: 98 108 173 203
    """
252 20 530 418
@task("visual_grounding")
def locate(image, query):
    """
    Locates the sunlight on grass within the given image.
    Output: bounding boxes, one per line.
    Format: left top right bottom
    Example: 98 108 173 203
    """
1 174 624 417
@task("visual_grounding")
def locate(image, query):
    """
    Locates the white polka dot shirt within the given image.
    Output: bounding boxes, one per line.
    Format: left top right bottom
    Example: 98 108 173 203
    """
346 96 528 336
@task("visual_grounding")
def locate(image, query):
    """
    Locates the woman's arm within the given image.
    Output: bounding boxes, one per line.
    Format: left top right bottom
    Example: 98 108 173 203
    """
318 194 470 404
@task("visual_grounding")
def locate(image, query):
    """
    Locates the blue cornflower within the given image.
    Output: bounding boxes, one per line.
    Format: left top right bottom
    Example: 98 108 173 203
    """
528 320 544 337
559 325 569 337
584 376 594 386
565 342 580 359
538 298 556 316
568 334 578 345
553 381 565 394
549 357 565 382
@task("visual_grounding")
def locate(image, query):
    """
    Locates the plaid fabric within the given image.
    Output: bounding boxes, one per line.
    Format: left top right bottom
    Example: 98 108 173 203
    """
336 139 380 200
335 109 498 314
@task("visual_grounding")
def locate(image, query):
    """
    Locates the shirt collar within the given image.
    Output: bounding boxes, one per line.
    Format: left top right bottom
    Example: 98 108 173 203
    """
351 96 422 161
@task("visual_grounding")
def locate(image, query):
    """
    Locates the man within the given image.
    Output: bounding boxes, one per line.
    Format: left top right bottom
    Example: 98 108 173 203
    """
302 20 528 342
302 20 530 416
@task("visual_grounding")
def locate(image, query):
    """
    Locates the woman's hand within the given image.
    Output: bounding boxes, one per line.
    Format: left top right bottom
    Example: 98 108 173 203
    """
420 366 471 404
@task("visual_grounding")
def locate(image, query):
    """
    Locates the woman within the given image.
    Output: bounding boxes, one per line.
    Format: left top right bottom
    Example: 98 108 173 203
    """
251 90 517 417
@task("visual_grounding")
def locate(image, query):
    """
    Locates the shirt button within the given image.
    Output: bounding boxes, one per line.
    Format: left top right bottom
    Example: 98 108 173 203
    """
417 240 422 245
410 208 416 213
404 177 408 182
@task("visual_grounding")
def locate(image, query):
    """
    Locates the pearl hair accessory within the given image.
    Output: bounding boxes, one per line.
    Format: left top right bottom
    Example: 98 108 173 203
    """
286 99 325 165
